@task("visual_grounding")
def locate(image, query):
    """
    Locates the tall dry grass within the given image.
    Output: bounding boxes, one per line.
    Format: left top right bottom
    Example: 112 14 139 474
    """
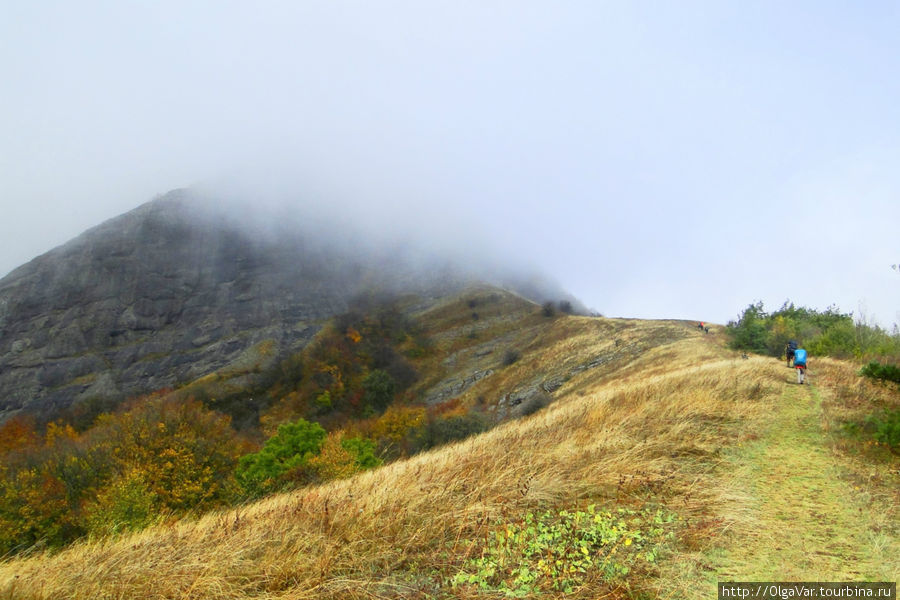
0 328 780 599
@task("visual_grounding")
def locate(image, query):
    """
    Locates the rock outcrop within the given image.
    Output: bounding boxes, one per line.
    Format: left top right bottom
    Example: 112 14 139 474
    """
0 190 470 421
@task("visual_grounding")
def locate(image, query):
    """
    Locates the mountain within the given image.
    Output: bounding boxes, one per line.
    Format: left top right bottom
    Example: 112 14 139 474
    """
0 189 579 422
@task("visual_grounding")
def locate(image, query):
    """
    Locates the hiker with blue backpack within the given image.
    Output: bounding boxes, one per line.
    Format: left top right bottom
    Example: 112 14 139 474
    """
793 347 808 384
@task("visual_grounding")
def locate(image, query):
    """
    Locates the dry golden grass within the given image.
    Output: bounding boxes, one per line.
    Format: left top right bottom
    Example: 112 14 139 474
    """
2 309 894 599
655 355 900 599
0 319 779 599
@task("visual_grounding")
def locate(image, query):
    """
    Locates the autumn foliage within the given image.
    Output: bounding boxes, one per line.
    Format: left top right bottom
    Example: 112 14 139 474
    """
260 305 422 433
0 392 247 553
0 302 426 554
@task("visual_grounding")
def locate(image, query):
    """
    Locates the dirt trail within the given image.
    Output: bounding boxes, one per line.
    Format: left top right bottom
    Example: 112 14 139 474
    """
710 380 897 582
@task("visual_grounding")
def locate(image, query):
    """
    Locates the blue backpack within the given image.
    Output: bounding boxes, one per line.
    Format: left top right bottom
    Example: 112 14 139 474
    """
794 349 807 366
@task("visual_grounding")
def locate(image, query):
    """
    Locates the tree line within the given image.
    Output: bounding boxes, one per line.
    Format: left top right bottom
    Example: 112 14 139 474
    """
726 301 900 360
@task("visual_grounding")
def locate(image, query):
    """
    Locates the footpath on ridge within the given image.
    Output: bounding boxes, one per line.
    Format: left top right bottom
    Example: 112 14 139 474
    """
708 377 897 583
663 364 898 599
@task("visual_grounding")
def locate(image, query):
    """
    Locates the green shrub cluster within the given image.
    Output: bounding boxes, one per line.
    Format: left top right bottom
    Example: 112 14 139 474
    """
859 361 900 385
235 419 327 497
452 505 675 597
727 301 900 360
235 418 383 498
870 409 900 451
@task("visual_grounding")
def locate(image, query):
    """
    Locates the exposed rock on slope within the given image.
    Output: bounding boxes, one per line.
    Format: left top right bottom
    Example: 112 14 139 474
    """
0 190 489 420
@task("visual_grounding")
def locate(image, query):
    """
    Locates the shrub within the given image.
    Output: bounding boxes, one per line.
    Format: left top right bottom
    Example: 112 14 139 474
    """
370 405 428 458
84 469 160 537
541 302 556 317
90 396 245 512
502 349 521 366
426 413 490 448
859 361 900 385
236 418 326 497
726 302 769 354
362 369 396 414
806 319 856 359
307 432 382 481
518 392 552 417
0 416 40 455
340 436 381 469
870 409 900 451
0 467 80 554
314 390 332 411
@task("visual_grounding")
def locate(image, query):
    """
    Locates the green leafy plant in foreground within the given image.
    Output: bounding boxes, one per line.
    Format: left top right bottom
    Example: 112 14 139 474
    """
452 505 675 597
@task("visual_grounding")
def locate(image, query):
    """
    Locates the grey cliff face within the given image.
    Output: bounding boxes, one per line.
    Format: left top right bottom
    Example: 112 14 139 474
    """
0 190 461 421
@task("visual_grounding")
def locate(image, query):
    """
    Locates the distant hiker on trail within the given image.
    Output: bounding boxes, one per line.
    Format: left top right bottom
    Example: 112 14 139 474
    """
786 340 798 367
697 322 704 331
793 347 808 385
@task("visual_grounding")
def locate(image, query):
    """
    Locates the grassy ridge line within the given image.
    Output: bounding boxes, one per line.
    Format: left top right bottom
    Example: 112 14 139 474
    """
657 358 900 598
0 332 775 599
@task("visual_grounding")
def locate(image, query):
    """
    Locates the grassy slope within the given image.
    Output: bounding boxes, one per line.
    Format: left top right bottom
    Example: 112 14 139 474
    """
0 294 896 599
659 359 899 598
714 385 893 578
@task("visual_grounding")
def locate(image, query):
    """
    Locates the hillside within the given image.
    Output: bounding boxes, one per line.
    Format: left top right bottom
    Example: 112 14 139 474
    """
1 296 895 599
0 190 577 423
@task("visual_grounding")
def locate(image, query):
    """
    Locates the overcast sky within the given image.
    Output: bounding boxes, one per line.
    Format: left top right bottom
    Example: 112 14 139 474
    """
1 1 898 326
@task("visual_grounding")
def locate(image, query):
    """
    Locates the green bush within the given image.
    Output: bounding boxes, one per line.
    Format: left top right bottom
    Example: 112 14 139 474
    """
362 369 396 414
85 470 159 537
726 302 769 354
314 390 332 411
806 319 856 359
340 436 382 469
236 418 326 497
859 361 900 385
870 409 900 451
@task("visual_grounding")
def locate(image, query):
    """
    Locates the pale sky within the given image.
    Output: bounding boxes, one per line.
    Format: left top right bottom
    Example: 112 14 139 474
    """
1 1 898 326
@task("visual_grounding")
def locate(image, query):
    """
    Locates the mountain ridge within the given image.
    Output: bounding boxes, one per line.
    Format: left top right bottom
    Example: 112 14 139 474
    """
2 308 894 598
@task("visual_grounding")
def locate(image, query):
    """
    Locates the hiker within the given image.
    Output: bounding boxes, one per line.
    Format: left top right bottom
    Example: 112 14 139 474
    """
793 347 808 384
697 322 704 330
785 340 798 367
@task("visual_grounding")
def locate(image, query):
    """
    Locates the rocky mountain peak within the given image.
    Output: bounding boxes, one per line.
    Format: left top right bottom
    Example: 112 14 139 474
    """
0 189 579 422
